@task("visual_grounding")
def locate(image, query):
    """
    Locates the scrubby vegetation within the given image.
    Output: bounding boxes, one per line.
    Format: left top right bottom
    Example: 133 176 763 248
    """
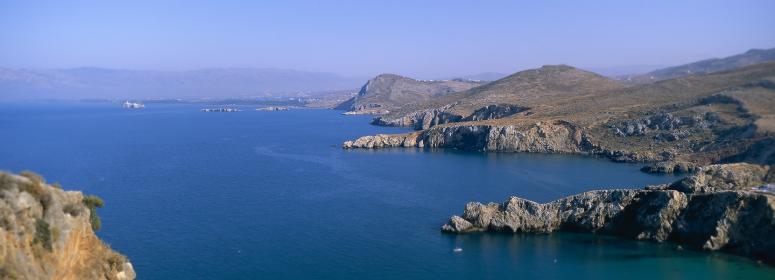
33 219 52 251
18 170 46 199
83 195 105 231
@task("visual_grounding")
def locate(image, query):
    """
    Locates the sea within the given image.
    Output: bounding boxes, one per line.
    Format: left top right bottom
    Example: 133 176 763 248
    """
0 101 772 279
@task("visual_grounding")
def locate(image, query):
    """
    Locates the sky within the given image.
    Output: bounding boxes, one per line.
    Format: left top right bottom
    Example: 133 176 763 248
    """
1 0 774 78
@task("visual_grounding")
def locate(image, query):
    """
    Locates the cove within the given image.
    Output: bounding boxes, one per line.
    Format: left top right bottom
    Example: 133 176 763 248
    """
0 102 771 279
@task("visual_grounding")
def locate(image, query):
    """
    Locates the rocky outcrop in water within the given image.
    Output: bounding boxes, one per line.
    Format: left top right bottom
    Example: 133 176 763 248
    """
342 133 419 149
0 172 135 280
441 163 775 264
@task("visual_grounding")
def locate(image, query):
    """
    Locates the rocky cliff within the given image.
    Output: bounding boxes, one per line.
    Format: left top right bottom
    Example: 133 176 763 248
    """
344 121 611 157
441 163 775 264
345 63 775 170
0 171 135 280
371 104 528 130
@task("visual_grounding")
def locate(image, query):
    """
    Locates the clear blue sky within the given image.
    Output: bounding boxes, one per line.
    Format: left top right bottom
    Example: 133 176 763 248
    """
1 0 774 78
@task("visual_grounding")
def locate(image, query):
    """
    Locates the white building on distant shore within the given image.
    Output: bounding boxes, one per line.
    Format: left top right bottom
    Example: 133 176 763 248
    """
122 101 145 109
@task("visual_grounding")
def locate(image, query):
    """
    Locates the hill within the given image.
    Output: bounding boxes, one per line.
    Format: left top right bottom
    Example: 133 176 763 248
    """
373 65 623 129
345 62 775 169
335 74 482 114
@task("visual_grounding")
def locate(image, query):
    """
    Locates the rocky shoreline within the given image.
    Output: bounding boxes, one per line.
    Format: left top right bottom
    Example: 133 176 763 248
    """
343 121 669 163
441 163 775 265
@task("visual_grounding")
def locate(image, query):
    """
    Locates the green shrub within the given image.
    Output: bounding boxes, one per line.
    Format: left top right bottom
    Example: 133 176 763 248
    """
83 195 104 231
32 219 52 251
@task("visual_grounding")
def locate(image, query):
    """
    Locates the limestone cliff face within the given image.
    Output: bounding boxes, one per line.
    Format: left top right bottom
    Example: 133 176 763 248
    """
442 163 775 264
371 106 463 130
0 172 135 280
371 104 527 130
344 121 594 154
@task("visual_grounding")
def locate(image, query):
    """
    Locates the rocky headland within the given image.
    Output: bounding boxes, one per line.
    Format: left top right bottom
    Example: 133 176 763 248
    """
0 171 135 280
344 61 775 171
441 163 775 264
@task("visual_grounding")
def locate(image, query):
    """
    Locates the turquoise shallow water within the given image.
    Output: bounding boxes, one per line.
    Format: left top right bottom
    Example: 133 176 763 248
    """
0 102 772 279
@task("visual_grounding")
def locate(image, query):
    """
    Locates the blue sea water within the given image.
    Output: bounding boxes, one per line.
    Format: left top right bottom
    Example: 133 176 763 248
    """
0 102 772 279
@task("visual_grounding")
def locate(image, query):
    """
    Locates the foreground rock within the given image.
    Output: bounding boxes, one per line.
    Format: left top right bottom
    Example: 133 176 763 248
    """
0 172 135 280
442 163 775 265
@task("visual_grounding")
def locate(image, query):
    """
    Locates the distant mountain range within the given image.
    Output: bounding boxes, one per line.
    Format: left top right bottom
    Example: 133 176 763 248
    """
0 67 366 100
586 65 667 77
446 72 509 82
624 47 775 82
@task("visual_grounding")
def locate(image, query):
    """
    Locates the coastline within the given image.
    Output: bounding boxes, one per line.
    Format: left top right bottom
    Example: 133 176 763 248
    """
440 163 775 265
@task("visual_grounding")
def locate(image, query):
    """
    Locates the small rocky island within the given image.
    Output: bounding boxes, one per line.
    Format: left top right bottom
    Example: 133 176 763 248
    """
201 107 241 112
256 106 290 111
441 163 774 265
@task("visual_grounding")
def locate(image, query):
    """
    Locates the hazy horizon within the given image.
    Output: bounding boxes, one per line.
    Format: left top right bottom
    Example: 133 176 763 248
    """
2 0 775 79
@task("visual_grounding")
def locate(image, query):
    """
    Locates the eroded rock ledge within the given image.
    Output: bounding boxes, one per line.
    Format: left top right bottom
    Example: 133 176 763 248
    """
441 163 775 264
371 104 528 130
0 172 135 280
344 121 595 154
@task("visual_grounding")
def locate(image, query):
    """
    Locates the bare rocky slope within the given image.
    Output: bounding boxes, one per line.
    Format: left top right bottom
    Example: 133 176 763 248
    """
371 65 623 128
0 172 135 280
441 163 775 264
344 62 775 170
335 74 482 115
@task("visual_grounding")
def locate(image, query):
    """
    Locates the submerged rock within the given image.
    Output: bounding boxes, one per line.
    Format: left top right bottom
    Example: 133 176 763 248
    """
441 163 775 265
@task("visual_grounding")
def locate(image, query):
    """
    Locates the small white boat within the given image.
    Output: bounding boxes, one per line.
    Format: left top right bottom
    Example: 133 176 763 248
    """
453 248 463 253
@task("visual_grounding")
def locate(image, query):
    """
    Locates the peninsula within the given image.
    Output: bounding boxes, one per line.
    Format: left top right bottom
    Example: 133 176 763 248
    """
441 163 774 264
343 49 775 172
